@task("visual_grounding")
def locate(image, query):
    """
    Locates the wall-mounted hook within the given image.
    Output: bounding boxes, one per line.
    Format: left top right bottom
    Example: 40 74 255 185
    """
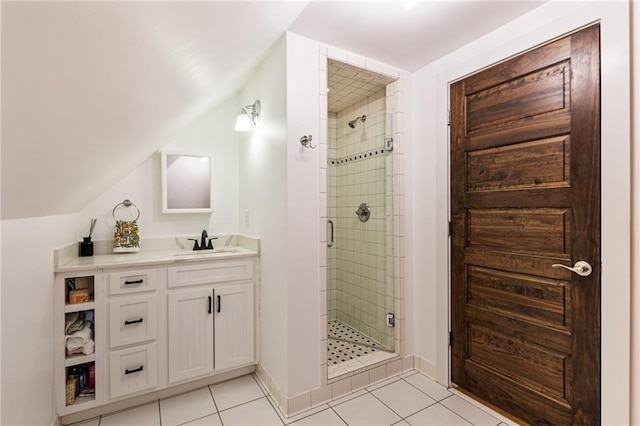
300 135 316 149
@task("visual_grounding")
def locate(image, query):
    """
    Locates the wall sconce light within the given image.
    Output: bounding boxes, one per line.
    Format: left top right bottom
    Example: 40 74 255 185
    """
234 100 261 132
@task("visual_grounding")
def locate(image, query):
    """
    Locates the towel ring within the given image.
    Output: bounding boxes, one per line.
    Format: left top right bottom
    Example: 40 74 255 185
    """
112 199 140 221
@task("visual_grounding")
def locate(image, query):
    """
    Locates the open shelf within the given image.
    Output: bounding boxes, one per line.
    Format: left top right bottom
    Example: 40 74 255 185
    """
65 276 95 306
64 353 95 368
65 362 96 407
64 301 95 313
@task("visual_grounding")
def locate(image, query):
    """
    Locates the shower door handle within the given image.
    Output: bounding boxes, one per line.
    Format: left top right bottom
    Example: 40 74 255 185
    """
327 220 334 248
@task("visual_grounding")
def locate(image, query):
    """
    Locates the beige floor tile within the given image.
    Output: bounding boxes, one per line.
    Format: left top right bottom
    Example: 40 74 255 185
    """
210 374 265 411
290 408 347 426
182 414 223 425
219 397 284 425
332 393 401 426
404 373 452 401
440 395 501 426
372 379 436 418
160 387 216 426
405 404 471 426
100 402 160 426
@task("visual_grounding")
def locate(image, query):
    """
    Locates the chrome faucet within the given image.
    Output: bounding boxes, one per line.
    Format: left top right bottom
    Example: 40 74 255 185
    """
188 230 218 251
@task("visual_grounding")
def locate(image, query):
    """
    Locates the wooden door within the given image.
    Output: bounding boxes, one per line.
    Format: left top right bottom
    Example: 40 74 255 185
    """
450 25 600 424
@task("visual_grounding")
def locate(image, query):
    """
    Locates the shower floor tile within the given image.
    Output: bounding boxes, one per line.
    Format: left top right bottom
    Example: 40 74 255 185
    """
328 320 383 349
327 320 395 377
328 338 378 365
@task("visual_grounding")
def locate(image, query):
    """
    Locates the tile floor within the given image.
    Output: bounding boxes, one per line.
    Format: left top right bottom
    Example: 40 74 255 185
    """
328 320 384 350
70 370 515 426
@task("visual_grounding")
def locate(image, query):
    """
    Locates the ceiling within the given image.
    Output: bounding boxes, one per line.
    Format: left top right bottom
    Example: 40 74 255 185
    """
328 59 395 113
290 1 546 72
1 1 546 219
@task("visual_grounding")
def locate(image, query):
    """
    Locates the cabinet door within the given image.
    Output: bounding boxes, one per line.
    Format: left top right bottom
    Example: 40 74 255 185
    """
214 282 255 371
168 289 214 383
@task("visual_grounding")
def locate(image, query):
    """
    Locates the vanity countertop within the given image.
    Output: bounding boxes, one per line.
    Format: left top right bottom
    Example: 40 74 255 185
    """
54 234 260 272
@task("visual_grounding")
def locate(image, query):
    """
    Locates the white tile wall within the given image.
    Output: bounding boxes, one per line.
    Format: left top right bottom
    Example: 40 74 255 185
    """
314 48 407 416
327 89 394 350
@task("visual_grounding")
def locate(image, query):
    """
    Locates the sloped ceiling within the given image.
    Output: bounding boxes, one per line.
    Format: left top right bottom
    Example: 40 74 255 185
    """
1 1 545 220
1 1 307 219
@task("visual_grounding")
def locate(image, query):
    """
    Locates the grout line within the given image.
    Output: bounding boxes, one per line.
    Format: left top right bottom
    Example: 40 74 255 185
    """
437 402 475 425
250 373 268 397
216 395 266 414
207 383 221 414
330 406 350 426
264 395 286 424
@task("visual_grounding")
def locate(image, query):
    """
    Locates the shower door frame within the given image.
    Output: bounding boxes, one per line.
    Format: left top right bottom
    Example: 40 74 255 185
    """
318 52 407 385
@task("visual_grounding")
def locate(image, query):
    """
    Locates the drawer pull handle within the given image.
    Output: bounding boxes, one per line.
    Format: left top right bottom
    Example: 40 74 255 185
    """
124 318 144 325
124 279 144 285
208 296 212 314
217 295 221 313
125 366 144 375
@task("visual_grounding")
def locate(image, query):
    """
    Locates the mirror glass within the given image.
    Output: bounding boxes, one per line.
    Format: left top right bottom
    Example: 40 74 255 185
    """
161 151 213 213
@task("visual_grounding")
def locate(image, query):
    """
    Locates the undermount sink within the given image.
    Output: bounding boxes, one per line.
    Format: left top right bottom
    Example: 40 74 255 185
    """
173 247 243 257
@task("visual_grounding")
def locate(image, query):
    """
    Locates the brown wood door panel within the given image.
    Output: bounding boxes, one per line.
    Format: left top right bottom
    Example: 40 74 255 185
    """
466 187 571 209
463 36 571 94
451 25 600 424
467 323 570 401
467 208 571 255
466 135 570 192
467 266 570 329
466 112 572 152
466 61 570 134
465 248 572 280
465 361 572 425
465 306 571 354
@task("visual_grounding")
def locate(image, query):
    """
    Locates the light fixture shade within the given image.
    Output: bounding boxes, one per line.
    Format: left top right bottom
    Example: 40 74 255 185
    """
234 110 253 132
234 100 260 132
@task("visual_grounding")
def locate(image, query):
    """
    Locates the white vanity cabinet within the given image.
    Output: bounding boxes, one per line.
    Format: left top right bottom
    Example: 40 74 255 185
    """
105 267 162 399
54 271 103 416
167 260 255 383
54 241 259 420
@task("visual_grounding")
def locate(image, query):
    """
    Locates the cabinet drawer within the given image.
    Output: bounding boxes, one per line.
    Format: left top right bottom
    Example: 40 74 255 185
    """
109 343 158 399
109 269 158 295
168 260 253 288
109 297 157 348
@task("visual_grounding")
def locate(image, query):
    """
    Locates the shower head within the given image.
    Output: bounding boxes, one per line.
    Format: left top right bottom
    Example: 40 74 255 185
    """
348 115 367 128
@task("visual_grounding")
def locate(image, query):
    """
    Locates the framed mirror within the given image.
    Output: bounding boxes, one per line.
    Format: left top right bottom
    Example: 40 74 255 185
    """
161 151 214 213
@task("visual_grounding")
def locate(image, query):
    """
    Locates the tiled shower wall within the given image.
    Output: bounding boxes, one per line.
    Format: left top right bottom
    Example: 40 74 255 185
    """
327 89 394 350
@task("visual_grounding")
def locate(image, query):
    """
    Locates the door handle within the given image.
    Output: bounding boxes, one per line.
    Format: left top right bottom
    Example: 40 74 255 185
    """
208 296 212 314
551 261 593 277
327 220 334 248
217 295 221 313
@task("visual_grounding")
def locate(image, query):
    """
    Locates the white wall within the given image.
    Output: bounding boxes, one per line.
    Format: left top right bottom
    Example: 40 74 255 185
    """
410 0 634 423
1 214 78 426
284 32 321 396
0 93 240 426
77 96 240 243
238 32 321 399
238 37 290 395
631 1 639 423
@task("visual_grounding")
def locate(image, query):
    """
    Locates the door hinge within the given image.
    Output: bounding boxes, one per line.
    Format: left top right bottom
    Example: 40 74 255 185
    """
386 313 395 327
449 331 453 346
447 109 451 126
448 221 452 236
